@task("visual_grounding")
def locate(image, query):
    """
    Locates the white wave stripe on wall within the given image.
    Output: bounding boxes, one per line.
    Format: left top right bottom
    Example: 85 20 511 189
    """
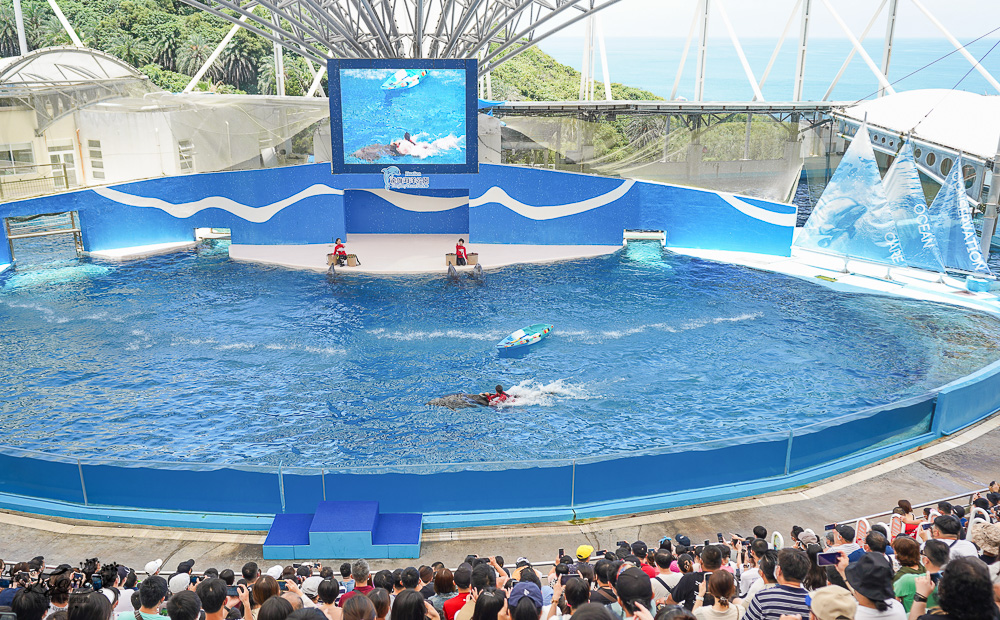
471 179 635 220
718 192 797 227
358 189 469 212
92 184 345 223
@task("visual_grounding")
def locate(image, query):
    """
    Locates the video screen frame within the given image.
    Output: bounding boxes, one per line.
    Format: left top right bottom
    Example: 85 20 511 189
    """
327 58 479 175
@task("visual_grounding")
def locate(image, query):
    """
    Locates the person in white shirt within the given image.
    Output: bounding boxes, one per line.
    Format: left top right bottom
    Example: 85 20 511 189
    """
739 551 777 610
651 551 682 602
919 515 979 560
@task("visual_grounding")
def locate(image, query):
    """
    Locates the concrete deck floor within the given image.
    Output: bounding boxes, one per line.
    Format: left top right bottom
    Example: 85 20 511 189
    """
3 412 999 571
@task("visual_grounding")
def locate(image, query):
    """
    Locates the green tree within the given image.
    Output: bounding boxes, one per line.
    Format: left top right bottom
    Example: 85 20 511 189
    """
109 34 151 68
177 32 218 79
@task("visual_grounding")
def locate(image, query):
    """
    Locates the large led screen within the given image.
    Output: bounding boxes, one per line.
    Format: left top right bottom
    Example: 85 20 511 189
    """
328 58 479 175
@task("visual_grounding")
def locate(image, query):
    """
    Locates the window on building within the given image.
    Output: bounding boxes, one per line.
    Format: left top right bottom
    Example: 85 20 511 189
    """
178 139 195 173
88 139 105 181
0 143 36 175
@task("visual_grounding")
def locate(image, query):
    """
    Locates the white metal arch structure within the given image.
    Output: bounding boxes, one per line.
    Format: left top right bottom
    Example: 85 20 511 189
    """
177 0 627 77
0 46 152 134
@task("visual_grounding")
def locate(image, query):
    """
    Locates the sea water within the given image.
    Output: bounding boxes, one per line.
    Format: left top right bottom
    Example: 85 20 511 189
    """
2 240 1000 468
538 37 1000 101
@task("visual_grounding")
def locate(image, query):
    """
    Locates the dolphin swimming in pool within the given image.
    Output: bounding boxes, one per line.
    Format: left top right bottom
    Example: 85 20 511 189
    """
426 393 489 410
350 133 417 162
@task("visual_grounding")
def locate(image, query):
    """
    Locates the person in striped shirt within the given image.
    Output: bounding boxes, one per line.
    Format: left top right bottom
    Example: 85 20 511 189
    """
744 549 811 620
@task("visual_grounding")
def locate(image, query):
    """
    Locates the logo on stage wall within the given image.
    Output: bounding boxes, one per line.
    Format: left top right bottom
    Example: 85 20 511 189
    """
382 166 430 190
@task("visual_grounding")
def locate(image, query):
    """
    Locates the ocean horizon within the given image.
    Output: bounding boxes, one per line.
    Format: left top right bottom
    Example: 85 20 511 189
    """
537 36 1000 101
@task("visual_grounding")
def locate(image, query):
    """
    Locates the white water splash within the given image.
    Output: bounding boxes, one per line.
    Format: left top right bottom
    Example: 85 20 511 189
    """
502 379 595 408
563 313 763 343
368 327 504 341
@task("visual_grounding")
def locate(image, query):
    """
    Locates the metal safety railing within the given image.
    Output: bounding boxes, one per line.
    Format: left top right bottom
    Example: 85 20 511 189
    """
0 163 72 201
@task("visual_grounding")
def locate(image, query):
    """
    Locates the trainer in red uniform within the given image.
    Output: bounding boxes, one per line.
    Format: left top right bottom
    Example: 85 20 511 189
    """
456 238 468 266
332 237 348 266
483 384 508 405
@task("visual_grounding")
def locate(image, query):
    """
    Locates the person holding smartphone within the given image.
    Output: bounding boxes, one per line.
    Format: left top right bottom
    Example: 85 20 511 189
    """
895 539 948 614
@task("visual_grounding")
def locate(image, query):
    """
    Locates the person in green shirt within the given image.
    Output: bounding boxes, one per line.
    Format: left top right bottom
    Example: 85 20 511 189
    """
890 535 925 613
895 539 947 613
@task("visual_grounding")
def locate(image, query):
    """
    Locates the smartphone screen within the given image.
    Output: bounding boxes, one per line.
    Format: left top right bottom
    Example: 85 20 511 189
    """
824 523 836 531
190 575 198 585
558 548 564 558
931 572 942 585
717 533 724 543
816 552 840 566
227 586 239 597
277 580 288 591
922 523 932 530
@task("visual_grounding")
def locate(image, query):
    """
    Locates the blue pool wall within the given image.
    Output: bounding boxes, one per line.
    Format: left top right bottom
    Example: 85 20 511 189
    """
0 162 990 530
0 163 795 265
0 370 996 530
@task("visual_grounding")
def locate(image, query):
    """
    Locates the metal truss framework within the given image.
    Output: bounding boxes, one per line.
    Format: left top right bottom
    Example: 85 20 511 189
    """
179 0 627 77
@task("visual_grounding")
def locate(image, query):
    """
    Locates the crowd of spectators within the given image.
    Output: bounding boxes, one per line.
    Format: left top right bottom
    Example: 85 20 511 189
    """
4 493 1000 620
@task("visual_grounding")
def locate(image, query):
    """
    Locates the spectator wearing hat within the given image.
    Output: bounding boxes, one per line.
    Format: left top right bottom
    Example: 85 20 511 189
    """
897 539 948 616
117 575 168 620
614 568 653 620
146 561 164 577
169 574 194 597
806 585 857 620
832 553 904 619
743 549 810 620
629 543 655 579
509 582 544 620
922 516 979 560
969 522 1000 564
827 527 863 564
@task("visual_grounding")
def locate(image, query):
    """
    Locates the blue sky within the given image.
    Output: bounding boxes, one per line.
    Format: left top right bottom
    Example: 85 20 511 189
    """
549 0 1000 40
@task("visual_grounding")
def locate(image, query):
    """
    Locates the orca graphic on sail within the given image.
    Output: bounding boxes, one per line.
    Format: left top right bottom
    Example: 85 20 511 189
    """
883 139 946 273
925 154 992 276
794 123 905 266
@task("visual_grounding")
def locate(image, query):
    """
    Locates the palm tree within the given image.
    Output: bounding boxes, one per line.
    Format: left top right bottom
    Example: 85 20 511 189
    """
177 32 219 79
109 34 152 69
0 3 19 56
151 31 180 72
257 56 276 95
219 34 257 90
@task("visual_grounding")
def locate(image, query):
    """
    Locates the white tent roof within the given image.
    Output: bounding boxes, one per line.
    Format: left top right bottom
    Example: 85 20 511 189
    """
0 46 142 88
839 89 1000 160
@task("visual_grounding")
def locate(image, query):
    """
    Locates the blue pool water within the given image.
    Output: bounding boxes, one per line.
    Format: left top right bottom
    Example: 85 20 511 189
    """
340 68 467 165
2 240 1000 468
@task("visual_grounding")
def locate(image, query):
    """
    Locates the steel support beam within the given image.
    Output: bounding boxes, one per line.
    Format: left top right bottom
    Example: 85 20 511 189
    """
694 0 710 101
880 0 900 97
12 0 28 55
793 0 811 102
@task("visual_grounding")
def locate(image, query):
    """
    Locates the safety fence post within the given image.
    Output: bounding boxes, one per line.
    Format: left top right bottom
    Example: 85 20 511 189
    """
783 430 794 476
77 459 88 506
278 462 286 513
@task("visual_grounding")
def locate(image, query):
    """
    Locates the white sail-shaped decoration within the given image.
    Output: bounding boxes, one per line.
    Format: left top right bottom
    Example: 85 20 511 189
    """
926 155 992 276
795 124 905 266
883 139 946 273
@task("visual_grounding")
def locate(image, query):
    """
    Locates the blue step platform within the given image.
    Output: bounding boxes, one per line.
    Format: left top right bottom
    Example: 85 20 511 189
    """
263 501 422 560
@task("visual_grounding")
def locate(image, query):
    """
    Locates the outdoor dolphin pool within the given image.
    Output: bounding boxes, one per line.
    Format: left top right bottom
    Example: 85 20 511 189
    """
3 240 1000 471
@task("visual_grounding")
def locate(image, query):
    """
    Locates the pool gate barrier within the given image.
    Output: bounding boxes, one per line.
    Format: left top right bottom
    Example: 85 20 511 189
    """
4 211 83 263
623 229 666 246
262 501 423 559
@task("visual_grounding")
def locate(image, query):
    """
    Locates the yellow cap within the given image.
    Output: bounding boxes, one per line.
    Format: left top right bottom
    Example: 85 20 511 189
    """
576 545 595 560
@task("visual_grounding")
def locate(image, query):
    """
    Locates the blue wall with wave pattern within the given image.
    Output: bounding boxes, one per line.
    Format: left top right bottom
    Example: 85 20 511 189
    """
0 163 795 260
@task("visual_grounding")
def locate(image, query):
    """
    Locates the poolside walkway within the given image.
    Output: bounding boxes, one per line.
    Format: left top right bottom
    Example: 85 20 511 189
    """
228 234 622 273
4 410 999 571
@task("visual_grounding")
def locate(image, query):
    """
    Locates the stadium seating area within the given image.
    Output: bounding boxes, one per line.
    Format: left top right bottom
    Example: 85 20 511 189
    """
3 492 1000 620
